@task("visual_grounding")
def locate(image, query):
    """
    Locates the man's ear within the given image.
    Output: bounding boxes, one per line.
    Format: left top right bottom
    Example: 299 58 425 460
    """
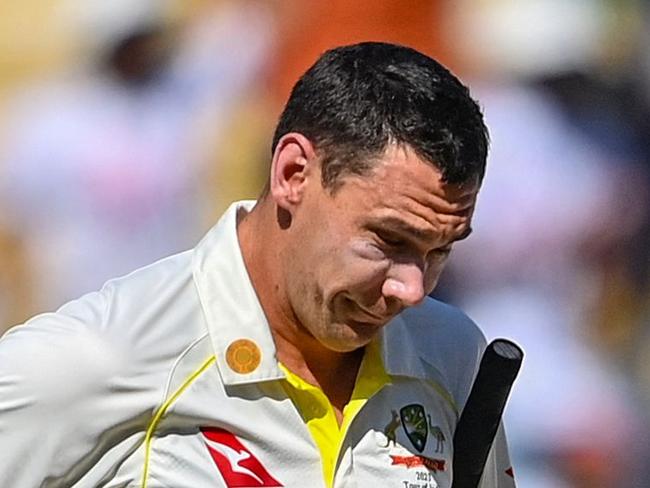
269 133 318 210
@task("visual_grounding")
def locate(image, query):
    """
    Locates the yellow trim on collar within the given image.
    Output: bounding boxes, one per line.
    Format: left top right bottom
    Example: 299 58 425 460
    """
280 342 390 488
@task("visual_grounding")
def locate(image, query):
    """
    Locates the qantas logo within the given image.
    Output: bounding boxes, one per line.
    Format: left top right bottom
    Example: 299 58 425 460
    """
201 427 283 487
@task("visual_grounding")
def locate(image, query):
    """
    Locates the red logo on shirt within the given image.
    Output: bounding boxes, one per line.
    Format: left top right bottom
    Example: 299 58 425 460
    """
390 454 446 472
201 427 283 487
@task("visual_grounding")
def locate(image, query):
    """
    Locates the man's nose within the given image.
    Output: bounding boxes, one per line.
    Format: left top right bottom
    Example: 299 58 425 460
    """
381 263 426 307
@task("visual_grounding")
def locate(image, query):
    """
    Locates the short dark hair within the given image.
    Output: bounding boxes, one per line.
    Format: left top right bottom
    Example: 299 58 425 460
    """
272 42 489 189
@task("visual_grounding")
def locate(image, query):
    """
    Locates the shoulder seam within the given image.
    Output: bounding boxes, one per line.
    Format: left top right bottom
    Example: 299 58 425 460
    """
140 354 216 488
161 332 210 402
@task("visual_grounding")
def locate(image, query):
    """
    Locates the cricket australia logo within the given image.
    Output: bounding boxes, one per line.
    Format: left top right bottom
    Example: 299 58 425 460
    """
399 404 445 453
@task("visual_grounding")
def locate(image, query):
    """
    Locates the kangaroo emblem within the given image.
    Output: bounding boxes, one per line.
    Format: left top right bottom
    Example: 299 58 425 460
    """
428 414 446 453
382 410 400 447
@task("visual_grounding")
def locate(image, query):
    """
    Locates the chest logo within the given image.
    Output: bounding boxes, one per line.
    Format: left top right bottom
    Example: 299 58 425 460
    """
399 404 446 453
201 427 283 487
382 409 401 447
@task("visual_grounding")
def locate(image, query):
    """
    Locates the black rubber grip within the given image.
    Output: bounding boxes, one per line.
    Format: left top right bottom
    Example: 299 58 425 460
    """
451 339 523 488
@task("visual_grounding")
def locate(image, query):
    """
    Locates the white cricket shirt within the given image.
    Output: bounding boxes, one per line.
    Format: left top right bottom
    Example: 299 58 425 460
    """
0 201 516 488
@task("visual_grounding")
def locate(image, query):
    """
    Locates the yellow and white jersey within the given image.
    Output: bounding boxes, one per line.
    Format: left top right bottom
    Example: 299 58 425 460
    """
0 201 515 488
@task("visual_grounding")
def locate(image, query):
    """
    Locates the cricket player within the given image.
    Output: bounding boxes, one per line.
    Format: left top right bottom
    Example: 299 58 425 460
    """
0 42 515 488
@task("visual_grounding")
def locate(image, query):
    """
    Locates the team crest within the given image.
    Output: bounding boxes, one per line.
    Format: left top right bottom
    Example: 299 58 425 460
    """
399 404 428 452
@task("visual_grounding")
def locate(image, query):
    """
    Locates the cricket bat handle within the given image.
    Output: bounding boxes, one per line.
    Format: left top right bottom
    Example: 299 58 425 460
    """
451 339 523 488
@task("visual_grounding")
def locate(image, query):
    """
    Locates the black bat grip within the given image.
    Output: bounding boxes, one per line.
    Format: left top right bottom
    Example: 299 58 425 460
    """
451 339 523 488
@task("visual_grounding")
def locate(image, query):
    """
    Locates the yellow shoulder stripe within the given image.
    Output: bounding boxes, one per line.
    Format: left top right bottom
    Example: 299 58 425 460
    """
140 356 216 488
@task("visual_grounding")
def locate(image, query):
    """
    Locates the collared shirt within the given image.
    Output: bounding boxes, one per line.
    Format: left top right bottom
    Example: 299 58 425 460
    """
280 340 391 487
0 200 515 488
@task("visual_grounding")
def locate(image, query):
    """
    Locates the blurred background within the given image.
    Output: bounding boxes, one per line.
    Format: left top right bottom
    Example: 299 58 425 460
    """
0 1 649 486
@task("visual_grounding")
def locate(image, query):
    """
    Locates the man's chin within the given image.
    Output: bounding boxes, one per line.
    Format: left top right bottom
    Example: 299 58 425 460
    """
332 320 384 351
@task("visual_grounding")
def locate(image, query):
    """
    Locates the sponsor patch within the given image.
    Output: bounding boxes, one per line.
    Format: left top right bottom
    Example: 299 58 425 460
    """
390 454 446 472
202 427 282 487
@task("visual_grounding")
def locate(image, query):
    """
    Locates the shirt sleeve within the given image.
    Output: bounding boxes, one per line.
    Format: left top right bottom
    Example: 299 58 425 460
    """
0 290 152 487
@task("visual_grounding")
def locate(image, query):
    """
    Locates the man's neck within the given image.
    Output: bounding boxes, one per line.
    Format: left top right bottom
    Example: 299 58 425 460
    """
237 201 364 419
272 326 365 419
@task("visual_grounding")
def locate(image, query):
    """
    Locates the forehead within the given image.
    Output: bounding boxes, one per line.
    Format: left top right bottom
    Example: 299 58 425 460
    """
340 145 478 208
331 145 479 241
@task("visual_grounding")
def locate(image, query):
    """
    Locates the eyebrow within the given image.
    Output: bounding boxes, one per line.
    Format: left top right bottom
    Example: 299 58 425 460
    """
371 217 473 244
370 217 435 242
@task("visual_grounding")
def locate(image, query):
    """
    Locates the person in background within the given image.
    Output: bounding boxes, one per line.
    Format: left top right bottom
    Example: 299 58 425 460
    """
0 1 274 332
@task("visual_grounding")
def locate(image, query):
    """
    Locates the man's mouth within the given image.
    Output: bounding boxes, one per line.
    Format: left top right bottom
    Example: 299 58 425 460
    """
349 305 391 326
337 296 395 326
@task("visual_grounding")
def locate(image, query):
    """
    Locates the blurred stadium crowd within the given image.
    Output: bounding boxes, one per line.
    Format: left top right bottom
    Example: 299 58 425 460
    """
1 1 649 487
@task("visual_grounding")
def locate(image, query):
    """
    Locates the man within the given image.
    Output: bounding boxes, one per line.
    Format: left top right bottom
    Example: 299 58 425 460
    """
0 42 514 487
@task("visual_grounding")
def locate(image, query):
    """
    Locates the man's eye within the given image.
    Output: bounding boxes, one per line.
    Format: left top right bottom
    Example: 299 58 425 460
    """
377 233 405 247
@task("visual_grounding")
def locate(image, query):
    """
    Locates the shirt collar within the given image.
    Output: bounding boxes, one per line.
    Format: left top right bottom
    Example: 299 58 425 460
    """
381 311 456 411
193 200 285 385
